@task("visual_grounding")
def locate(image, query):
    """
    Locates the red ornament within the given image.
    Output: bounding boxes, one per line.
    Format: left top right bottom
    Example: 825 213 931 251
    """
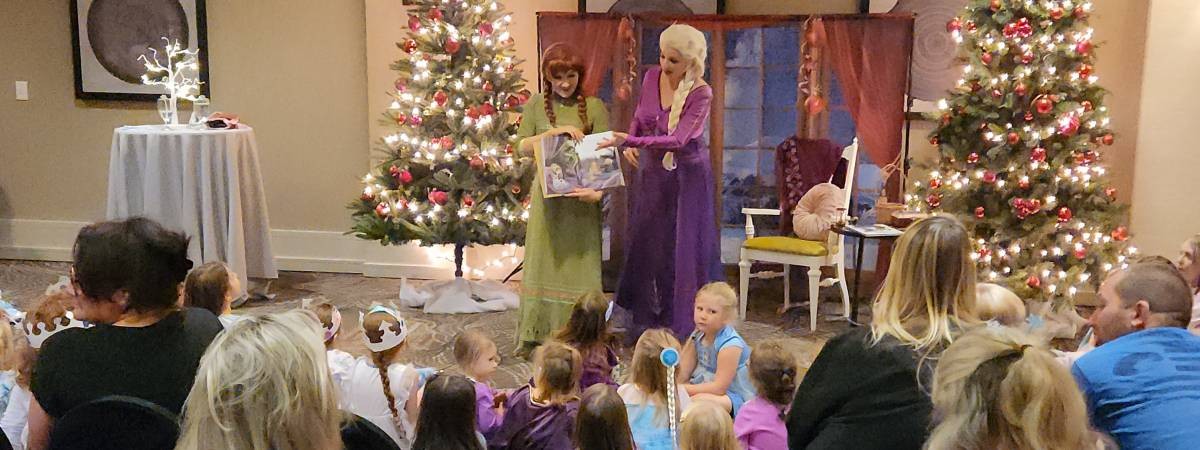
1024 112 1035 122
478 21 494 37
361 191 374 201
1074 247 1088 260
1082 100 1093 111
1059 115 1081 136
981 52 993 64
941 114 951 126
975 206 986 218
428 190 448 205
1026 275 1042 289
992 89 1004 99
439 136 454 149
433 90 448 106
926 194 942 208
983 171 998 184
930 136 940 145
970 82 982 92
429 8 443 21
1015 83 1027 96
989 0 1001 11
1073 151 1088 165
1111 226 1129 241
947 17 962 33
466 106 481 120
510 184 522 195
1074 6 1088 18
978 248 992 259
504 144 514 155
408 15 421 32
395 113 407 125
403 39 418 54
1101 134 1114 145
804 95 828 114
929 178 941 189
394 79 407 92
462 194 475 207
445 37 461 54
967 153 980 164
517 89 532 103
469 156 485 170
966 21 977 32
1078 64 1093 79
1050 7 1065 20
1075 40 1092 55
480 102 496 116
388 164 400 176
409 115 423 126
1007 132 1020 145
482 81 493 92
1034 95 1054 115
1105 187 1118 199
1057 207 1073 223
1021 52 1035 64
505 95 521 109
1003 22 1018 38
397 170 413 185
1019 178 1030 189
1031 147 1047 162
375 202 390 217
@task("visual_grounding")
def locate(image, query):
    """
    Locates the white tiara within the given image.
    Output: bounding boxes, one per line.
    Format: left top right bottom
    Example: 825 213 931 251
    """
302 298 342 342
24 311 88 349
360 305 409 353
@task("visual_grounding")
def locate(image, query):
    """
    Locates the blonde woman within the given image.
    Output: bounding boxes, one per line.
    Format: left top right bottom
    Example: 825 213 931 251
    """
927 327 1103 450
176 311 342 450
785 215 978 450
1176 234 1200 333
601 23 721 339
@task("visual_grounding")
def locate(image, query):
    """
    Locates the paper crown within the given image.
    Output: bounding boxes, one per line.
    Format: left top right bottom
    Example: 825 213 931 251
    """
302 298 343 342
24 311 88 349
360 305 409 353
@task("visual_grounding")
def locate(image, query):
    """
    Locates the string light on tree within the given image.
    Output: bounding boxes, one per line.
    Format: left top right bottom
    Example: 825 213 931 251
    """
912 0 1132 304
138 37 203 125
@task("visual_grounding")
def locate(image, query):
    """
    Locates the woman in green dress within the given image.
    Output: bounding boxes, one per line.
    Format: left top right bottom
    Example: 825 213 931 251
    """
515 43 611 354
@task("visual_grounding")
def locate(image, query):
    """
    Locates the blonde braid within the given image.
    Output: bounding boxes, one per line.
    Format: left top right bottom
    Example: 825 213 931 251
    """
668 68 698 132
372 352 403 429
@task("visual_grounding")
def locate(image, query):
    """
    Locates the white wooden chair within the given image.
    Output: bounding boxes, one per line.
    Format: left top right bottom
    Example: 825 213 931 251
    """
738 138 858 331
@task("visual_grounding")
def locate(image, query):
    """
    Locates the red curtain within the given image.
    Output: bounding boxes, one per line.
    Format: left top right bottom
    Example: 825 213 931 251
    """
534 15 625 99
815 16 913 199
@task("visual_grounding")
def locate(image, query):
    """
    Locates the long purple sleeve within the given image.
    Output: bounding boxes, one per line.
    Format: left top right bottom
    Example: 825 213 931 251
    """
475 381 502 439
624 86 712 153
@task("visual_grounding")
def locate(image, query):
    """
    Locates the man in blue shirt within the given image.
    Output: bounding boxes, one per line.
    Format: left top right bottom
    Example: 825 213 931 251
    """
1073 261 1200 450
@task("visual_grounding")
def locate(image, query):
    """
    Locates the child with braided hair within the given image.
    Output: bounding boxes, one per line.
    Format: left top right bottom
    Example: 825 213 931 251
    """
339 305 423 449
514 42 612 356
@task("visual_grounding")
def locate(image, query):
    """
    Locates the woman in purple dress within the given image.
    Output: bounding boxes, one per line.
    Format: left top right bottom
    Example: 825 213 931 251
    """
600 24 721 339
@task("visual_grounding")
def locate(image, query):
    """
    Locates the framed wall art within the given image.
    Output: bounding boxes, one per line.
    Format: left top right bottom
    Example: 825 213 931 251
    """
70 0 210 101
579 0 725 15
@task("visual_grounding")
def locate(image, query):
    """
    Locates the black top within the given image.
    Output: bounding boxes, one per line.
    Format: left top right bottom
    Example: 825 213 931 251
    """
32 307 223 418
786 327 934 450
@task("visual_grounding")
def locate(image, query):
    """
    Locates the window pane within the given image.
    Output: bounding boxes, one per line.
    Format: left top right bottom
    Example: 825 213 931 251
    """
723 108 762 148
828 109 857 148
763 26 799 65
725 29 762 67
764 66 797 108
763 108 796 147
725 68 763 109
721 149 759 226
757 149 776 186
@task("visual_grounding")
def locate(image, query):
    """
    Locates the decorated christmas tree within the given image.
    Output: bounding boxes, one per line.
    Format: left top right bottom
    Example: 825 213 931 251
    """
910 0 1135 304
350 0 532 276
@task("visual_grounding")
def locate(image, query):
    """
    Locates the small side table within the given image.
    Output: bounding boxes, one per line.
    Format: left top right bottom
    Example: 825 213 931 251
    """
830 225 902 325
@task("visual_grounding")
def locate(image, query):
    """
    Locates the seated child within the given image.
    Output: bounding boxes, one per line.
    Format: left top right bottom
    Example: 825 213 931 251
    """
679 282 756 415
554 292 618 389
680 401 740 450
576 385 635 450
303 299 354 389
618 329 690 450
6 293 87 449
453 330 504 441
488 341 581 450
975 283 1026 327
183 261 244 328
734 339 797 450
340 305 423 449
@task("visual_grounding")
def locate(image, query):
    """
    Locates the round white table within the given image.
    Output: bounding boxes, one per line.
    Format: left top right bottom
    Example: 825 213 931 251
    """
106 125 277 293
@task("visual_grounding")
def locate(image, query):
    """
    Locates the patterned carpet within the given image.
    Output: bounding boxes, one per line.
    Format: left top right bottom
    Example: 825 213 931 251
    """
0 260 860 388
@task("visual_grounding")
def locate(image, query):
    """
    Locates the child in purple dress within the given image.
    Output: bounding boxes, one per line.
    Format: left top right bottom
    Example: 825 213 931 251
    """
488 341 582 450
454 330 504 441
734 340 796 450
555 292 618 389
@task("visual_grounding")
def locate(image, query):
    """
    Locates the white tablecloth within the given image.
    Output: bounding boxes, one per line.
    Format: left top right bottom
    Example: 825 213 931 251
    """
106 125 277 293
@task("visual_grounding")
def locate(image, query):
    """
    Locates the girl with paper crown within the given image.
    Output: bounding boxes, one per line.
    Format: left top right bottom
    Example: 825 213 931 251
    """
338 304 423 449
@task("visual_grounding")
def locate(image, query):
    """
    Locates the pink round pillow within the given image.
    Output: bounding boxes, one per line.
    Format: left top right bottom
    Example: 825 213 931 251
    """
792 183 844 241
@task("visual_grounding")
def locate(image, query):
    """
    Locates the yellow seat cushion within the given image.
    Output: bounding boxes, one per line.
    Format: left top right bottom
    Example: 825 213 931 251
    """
743 236 829 256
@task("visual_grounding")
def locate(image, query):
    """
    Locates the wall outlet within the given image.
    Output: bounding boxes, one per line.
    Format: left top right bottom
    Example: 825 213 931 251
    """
15 81 29 101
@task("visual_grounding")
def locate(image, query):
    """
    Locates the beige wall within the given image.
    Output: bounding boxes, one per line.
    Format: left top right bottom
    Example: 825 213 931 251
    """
0 0 367 232
1131 0 1200 256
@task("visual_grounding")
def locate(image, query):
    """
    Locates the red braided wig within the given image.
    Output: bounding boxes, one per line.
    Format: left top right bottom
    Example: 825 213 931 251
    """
540 43 591 133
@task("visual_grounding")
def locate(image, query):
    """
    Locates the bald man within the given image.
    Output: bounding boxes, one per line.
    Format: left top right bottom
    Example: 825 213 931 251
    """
1072 261 1200 450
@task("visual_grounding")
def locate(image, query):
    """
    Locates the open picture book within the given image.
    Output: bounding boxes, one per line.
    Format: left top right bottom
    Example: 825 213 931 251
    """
535 131 625 198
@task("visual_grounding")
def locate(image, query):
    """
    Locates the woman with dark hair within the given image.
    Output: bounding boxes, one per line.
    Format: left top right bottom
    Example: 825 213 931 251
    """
26 217 224 450
515 42 612 355
412 373 485 450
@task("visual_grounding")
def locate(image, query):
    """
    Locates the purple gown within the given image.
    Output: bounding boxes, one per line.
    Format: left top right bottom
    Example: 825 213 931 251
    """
617 66 723 338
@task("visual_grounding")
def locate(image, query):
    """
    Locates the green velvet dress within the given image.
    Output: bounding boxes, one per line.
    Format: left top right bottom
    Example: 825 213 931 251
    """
515 93 610 346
